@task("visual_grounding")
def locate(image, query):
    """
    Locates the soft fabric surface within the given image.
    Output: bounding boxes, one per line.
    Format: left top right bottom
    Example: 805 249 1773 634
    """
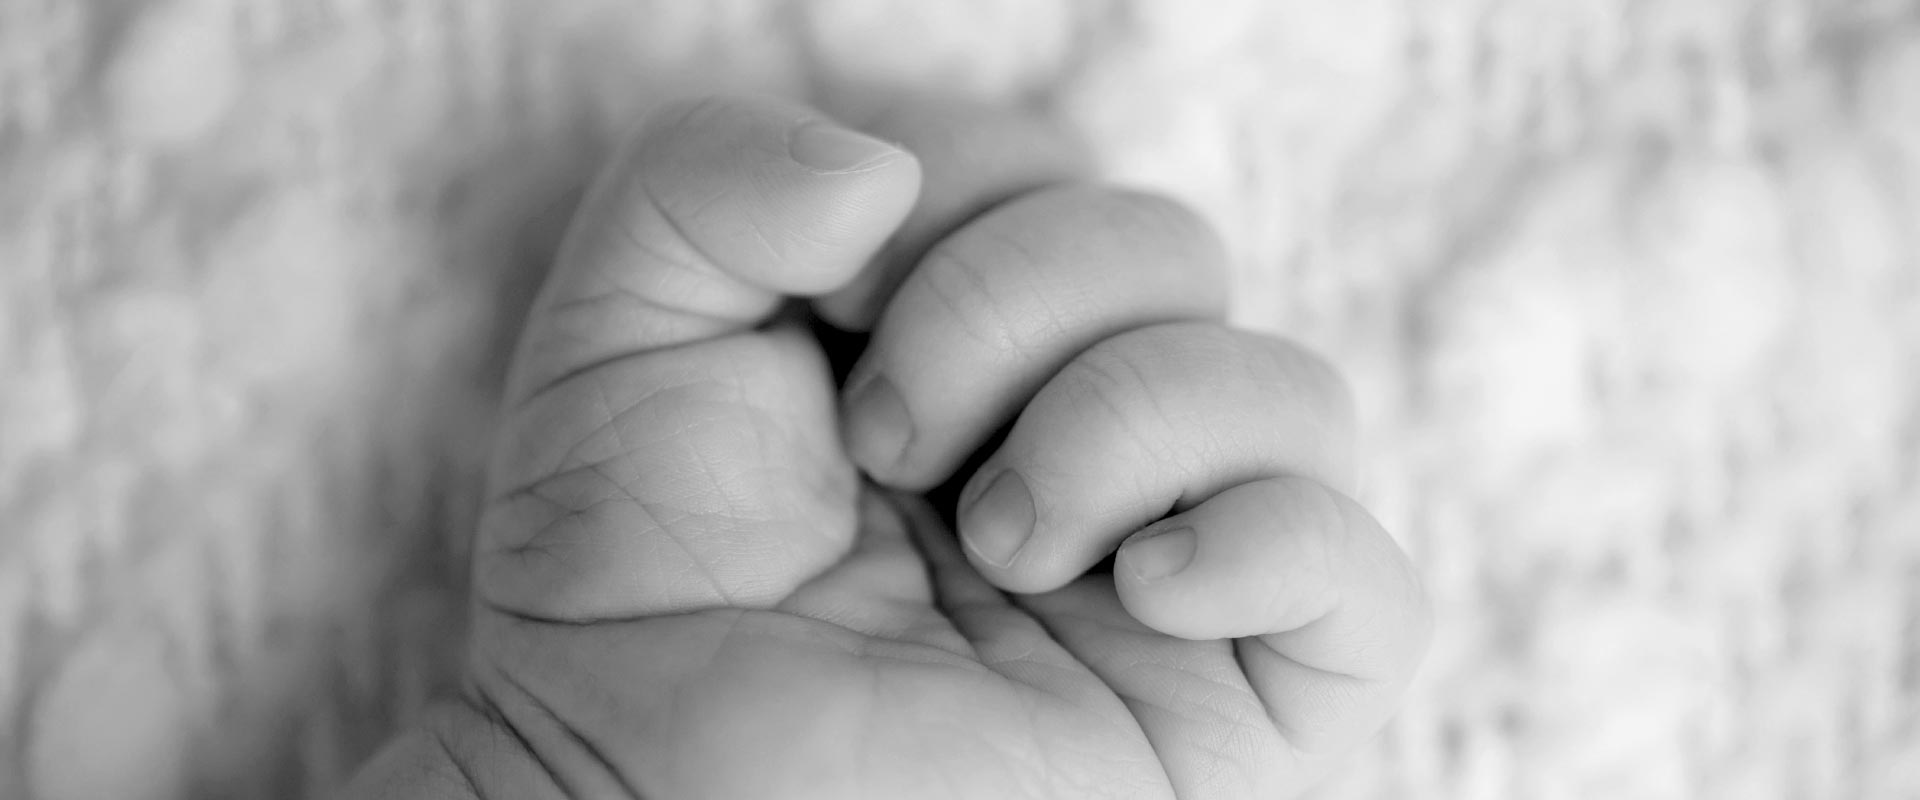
3 1 1917 798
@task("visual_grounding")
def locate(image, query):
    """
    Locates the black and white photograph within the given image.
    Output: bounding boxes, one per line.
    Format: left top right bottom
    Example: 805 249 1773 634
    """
1 1 1916 798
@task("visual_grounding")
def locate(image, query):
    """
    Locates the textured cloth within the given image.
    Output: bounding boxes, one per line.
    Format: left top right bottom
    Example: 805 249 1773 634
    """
2 1 1917 798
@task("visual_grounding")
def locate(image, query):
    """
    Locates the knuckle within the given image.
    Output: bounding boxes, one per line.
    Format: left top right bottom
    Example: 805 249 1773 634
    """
1050 338 1175 459
910 188 1201 351
1097 188 1219 251
626 97 783 277
1058 186 1228 283
1063 339 1159 404
1091 189 1231 310
916 234 1031 350
1092 321 1229 381
1265 476 1347 549
1118 323 1354 442
1020 184 1221 258
1065 322 1358 477
1243 330 1357 439
901 185 1229 361
582 102 741 284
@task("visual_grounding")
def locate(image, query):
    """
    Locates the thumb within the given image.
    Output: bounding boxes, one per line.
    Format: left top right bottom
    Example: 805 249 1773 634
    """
506 96 920 400
479 96 921 623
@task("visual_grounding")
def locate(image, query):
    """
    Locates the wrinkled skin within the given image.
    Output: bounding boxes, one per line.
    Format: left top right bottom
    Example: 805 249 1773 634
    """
343 95 1430 800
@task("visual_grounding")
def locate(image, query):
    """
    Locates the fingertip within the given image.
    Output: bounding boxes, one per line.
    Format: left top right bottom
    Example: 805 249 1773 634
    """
786 120 905 174
958 469 1035 570
840 372 914 480
1114 476 1431 684
1115 526 1197 584
637 96 923 297
955 468 1088 595
1112 476 1347 642
764 131 923 296
1111 523 1212 640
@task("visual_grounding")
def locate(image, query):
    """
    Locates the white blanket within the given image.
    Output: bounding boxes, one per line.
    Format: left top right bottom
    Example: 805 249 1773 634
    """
2 1 1916 797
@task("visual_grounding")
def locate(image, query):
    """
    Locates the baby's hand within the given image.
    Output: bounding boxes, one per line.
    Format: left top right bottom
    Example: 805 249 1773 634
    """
344 95 1430 799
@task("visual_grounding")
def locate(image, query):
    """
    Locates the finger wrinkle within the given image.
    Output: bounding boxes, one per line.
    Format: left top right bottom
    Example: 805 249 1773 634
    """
488 661 650 800
641 176 737 291
464 681 584 800
920 242 1023 351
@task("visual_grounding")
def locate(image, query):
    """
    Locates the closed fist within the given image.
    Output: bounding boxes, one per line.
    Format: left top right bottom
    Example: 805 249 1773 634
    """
343 94 1430 800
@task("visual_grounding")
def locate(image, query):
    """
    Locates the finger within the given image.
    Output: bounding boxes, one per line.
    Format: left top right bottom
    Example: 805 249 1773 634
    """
478 96 919 623
811 94 1093 330
842 185 1229 490
1017 578 1306 798
883 492 1154 746
956 322 1355 593
506 94 922 402
889 490 1101 689
1114 476 1432 755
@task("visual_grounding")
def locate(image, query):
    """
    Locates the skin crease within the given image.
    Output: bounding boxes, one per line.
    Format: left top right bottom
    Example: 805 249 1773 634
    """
340 95 1431 800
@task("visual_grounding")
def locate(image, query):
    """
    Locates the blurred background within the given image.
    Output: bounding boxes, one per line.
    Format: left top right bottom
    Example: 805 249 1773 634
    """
2 0 1917 797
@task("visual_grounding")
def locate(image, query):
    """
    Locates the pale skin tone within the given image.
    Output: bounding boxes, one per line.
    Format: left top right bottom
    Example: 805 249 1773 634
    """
342 95 1432 799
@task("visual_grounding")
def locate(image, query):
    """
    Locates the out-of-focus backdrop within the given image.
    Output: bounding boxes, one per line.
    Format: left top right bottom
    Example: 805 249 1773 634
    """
2 1 1917 797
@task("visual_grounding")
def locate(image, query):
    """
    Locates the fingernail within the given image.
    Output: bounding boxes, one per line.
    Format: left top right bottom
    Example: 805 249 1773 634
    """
960 471 1035 568
788 121 898 172
843 375 912 472
1122 527 1197 582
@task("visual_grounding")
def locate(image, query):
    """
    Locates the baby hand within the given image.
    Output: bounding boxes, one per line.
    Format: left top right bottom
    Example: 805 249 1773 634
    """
343 95 1430 800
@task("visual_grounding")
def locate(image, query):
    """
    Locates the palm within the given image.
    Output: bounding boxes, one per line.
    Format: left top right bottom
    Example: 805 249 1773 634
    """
464 323 1306 798
469 484 1294 800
